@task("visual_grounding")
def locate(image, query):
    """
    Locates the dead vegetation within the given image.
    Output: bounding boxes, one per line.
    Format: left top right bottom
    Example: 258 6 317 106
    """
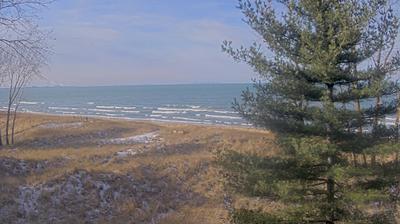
0 113 273 224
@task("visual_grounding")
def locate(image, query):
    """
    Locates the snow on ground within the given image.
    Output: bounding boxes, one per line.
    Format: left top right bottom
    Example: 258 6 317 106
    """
100 132 159 145
38 122 83 129
116 148 145 157
11 169 197 223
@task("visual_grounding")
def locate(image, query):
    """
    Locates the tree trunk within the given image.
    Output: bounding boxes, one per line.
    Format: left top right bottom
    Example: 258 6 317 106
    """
374 96 381 127
326 85 336 224
327 153 336 224
11 104 18 145
363 154 368 166
327 157 335 224
371 154 376 167
355 97 367 166
371 96 381 166
352 152 358 167
356 98 362 133
5 101 12 145
0 128 3 147
397 92 400 133
396 92 400 164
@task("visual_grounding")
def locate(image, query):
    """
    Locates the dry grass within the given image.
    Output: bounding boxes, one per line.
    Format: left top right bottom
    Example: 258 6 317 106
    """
0 113 274 224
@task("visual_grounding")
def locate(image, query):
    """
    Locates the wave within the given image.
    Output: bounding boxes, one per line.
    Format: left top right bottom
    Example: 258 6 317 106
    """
104 113 123 117
120 107 136 110
158 107 237 114
96 105 137 110
212 110 238 114
149 114 162 118
121 110 140 114
10 109 252 127
205 114 242 120
146 118 212 125
157 107 207 112
148 114 168 119
88 108 118 113
96 106 117 109
152 110 186 114
56 111 77 114
20 101 42 105
49 107 79 111
172 116 202 122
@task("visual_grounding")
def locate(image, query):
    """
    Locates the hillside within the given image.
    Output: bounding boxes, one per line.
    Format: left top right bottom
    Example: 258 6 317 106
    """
0 113 273 224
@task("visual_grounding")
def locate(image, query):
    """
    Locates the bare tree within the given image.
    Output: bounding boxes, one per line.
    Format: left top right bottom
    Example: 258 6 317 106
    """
0 0 52 58
0 0 52 146
0 49 42 145
11 93 21 144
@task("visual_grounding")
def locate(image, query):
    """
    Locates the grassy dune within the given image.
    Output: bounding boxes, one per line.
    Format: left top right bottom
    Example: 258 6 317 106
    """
0 113 273 224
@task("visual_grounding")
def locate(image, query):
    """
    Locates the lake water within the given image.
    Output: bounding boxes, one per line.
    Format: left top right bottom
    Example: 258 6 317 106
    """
0 83 397 127
0 84 252 126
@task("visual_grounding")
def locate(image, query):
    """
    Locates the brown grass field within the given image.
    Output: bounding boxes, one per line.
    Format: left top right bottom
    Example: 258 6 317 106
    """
0 112 274 224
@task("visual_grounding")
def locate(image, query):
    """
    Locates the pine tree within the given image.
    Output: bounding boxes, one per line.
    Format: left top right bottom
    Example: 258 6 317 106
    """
221 0 400 223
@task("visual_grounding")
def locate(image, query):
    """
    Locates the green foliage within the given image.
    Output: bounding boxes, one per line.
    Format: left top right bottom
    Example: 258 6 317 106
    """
222 0 400 223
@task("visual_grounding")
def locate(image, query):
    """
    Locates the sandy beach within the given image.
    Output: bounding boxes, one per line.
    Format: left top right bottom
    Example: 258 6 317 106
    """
0 112 274 224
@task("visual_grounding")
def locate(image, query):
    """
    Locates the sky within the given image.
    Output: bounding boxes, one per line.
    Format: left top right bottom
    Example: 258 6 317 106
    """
38 0 258 86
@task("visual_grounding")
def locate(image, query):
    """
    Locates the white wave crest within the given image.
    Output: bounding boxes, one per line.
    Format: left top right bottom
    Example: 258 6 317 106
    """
20 101 41 105
56 111 77 114
152 110 186 114
49 107 79 111
121 110 140 114
157 107 207 112
88 109 118 113
205 114 242 120
172 117 202 122
212 110 238 114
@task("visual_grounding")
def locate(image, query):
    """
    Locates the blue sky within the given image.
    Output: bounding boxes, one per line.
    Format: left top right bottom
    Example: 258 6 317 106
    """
39 0 257 86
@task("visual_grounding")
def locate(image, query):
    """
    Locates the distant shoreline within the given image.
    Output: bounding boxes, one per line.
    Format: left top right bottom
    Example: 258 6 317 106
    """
23 82 253 89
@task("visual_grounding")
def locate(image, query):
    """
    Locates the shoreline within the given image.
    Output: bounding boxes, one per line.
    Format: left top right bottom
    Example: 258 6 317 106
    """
0 84 251 128
15 110 258 131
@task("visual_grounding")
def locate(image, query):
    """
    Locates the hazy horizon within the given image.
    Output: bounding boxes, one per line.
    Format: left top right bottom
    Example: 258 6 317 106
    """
37 0 258 86
27 82 253 88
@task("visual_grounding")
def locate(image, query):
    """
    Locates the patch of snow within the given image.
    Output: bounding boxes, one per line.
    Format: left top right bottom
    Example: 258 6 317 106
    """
18 186 41 216
11 169 196 223
116 148 150 157
93 181 111 207
38 122 83 129
101 132 159 145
